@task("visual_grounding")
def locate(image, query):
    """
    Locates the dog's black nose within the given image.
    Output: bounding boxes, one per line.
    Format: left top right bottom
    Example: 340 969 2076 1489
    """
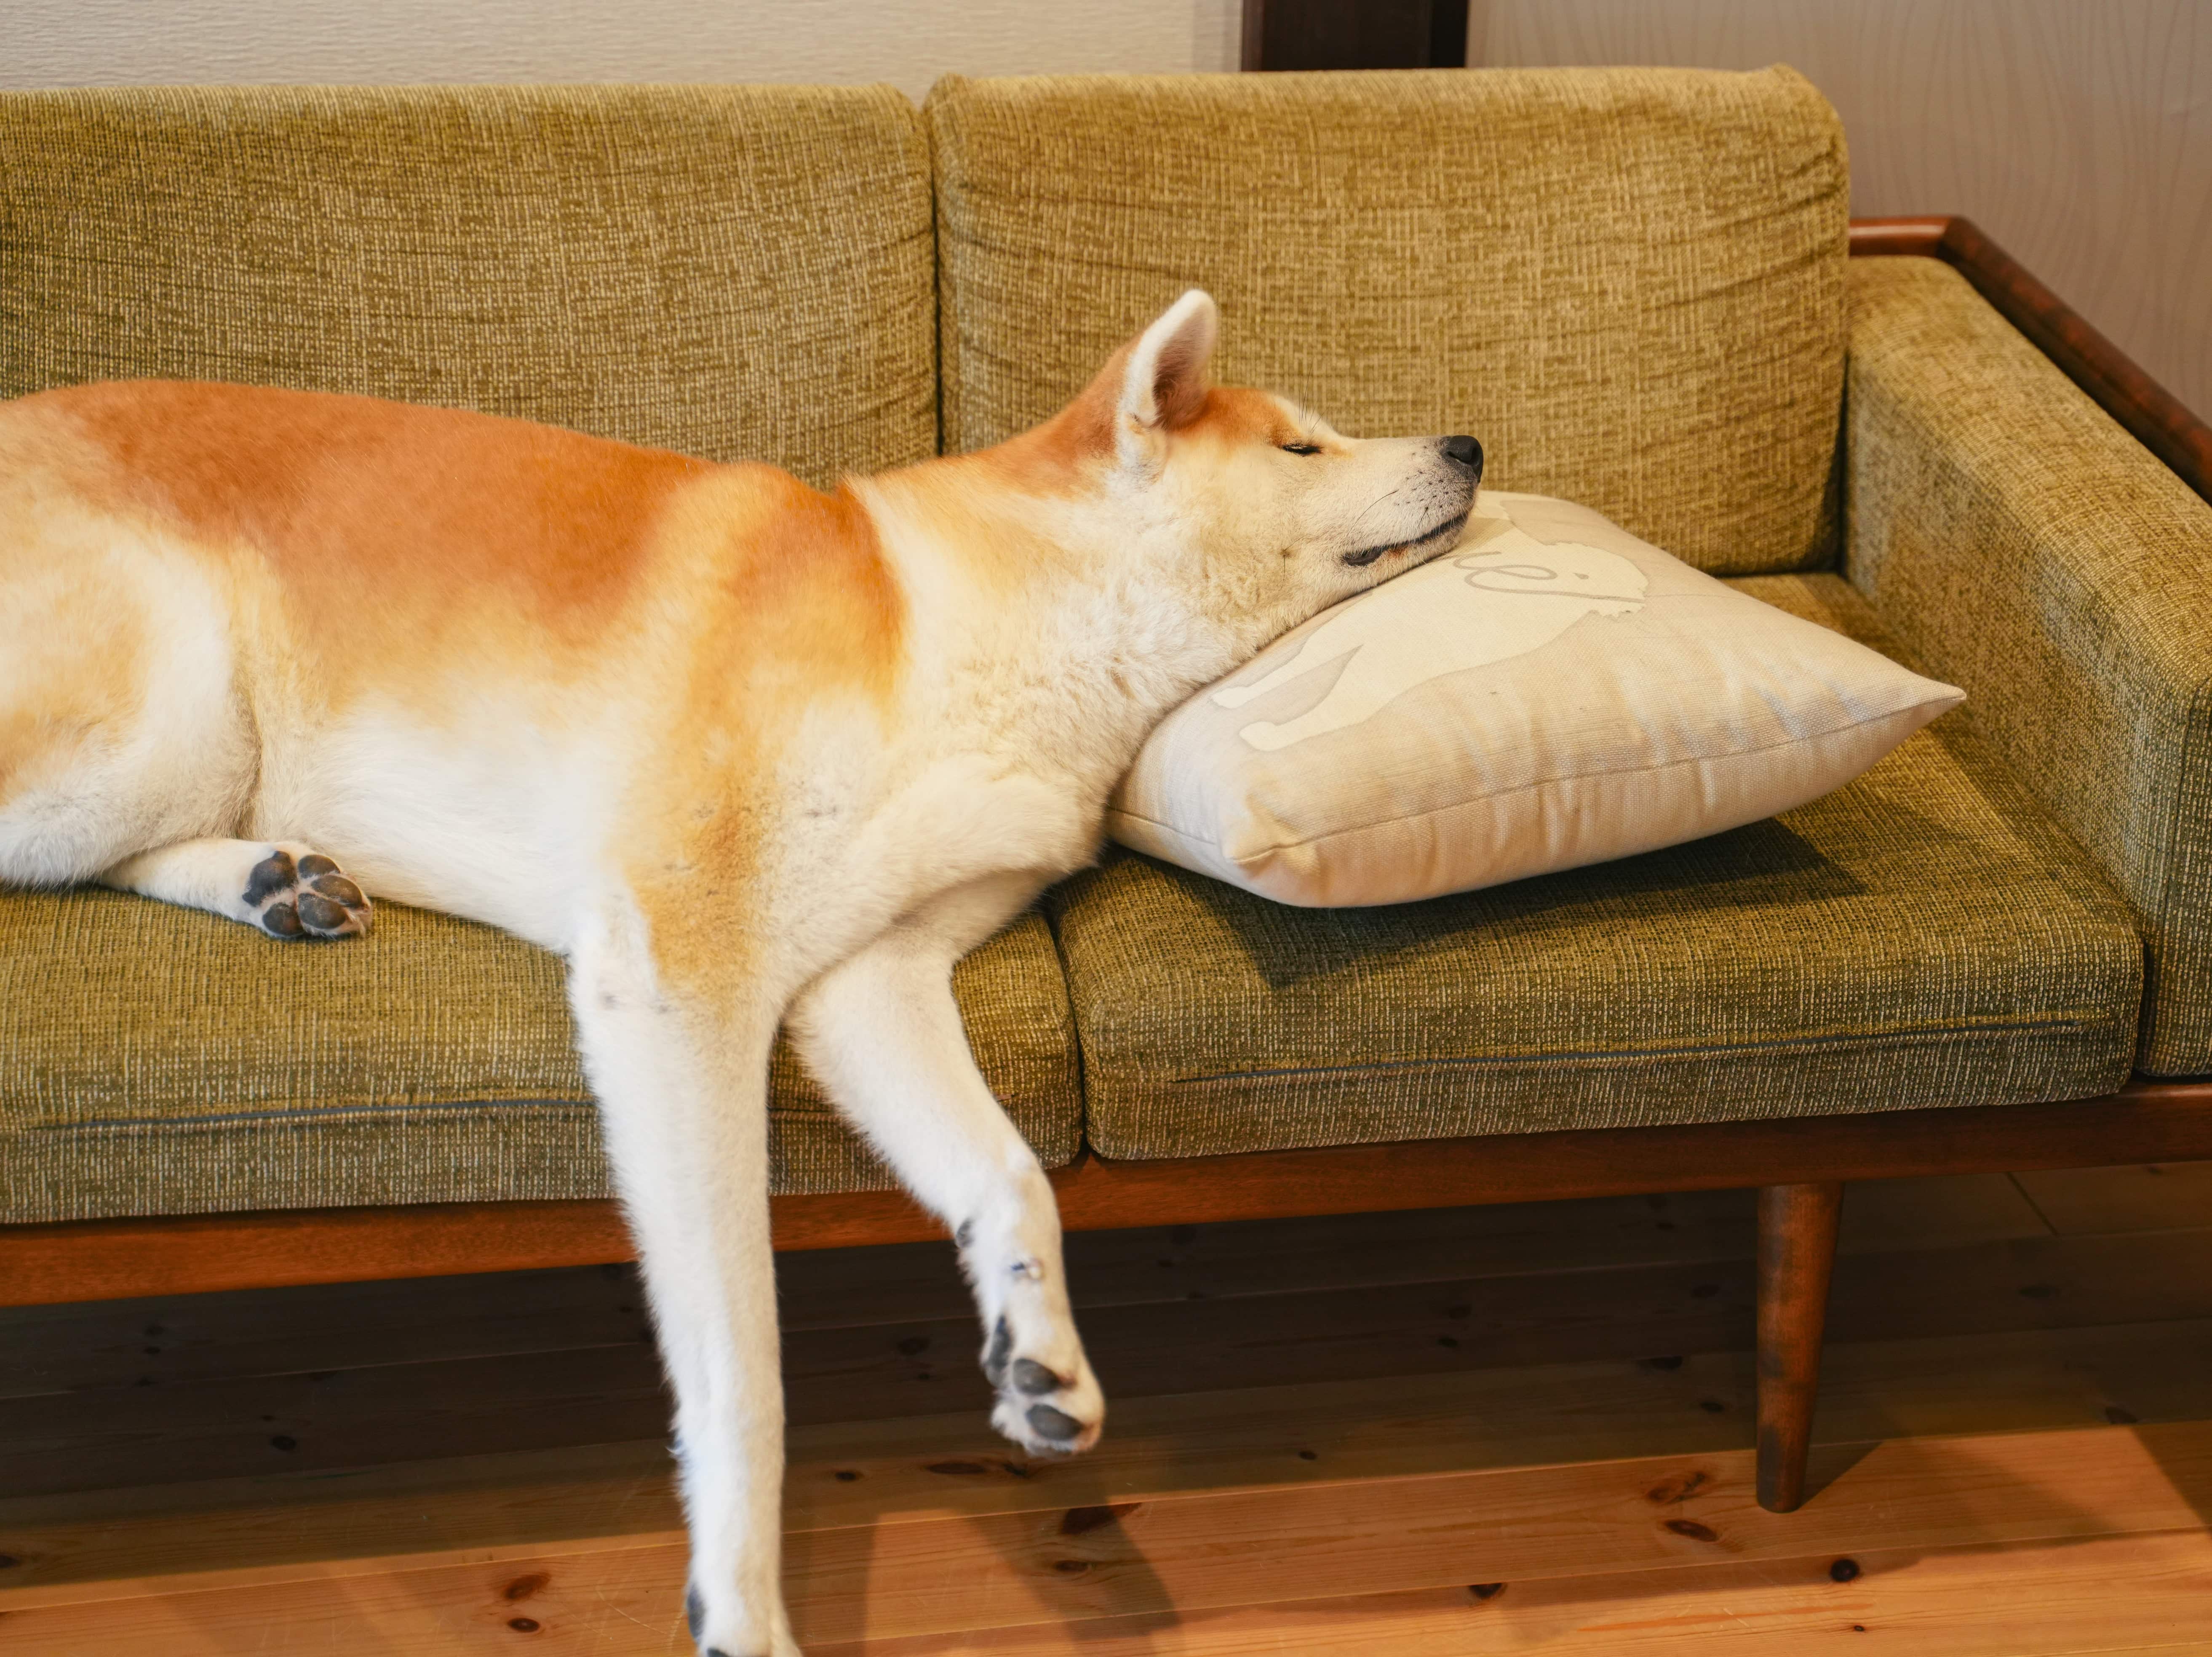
1442 434 1483 473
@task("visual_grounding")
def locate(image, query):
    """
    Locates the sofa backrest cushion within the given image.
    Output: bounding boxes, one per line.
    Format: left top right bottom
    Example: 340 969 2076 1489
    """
929 67 1849 576
0 85 936 485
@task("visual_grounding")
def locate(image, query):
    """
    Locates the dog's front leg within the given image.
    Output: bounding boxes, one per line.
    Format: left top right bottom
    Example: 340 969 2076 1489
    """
569 897 796 1657
792 872 1104 1458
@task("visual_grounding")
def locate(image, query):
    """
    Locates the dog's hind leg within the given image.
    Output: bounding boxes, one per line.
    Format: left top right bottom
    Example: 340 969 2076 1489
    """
569 891 796 1657
792 872 1104 1458
0 526 267 899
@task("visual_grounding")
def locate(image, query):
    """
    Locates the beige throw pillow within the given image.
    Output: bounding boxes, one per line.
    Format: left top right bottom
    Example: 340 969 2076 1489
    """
1108 491 1964 907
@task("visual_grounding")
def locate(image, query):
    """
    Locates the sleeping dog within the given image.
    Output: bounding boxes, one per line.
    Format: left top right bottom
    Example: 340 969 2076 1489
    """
0 291 1480 1654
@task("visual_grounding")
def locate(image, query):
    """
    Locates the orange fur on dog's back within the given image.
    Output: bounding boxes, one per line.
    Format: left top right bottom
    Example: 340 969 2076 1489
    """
22 381 907 718
50 382 708 671
683 467 905 707
633 468 910 982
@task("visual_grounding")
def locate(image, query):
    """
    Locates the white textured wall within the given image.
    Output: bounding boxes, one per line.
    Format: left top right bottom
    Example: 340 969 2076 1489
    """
1474 0 2212 422
0 0 1242 104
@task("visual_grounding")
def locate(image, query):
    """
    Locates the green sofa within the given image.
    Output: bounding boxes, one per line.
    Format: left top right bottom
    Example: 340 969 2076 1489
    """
5 68 2210 1512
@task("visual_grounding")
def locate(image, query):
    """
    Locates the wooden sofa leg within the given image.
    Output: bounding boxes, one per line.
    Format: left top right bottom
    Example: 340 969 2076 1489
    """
1755 1180 1843 1512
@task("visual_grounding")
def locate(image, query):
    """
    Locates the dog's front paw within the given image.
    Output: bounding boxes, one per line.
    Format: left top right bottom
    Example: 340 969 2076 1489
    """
686 1583 802 1657
245 847 373 940
983 1315 1105 1457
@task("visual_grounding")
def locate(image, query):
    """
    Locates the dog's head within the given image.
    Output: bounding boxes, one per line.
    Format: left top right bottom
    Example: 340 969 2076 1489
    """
1029 289 1482 648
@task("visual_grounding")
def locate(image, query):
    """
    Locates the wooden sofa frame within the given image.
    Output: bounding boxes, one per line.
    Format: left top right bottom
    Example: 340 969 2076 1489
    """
5 219 2209 1518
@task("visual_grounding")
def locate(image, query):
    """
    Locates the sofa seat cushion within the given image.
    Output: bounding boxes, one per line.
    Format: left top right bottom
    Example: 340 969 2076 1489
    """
0 902 1080 1224
1049 575 2145 1161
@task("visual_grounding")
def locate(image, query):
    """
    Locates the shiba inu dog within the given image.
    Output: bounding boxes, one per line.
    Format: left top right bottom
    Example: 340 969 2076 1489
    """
0 290 1480 1654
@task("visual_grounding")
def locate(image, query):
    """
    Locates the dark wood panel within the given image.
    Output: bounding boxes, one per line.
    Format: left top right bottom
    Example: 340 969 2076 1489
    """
1242 0 1466 71
13 1221 2212 1502
7 1081 2210 1307
0 1178 2047 1400
1851 214 2212 503
1845 216 1948 257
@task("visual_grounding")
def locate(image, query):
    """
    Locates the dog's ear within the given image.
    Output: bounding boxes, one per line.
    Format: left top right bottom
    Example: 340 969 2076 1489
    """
1116 289 1218 459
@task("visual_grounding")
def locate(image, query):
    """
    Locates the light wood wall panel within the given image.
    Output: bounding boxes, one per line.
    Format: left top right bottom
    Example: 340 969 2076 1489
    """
1474 0 2211 422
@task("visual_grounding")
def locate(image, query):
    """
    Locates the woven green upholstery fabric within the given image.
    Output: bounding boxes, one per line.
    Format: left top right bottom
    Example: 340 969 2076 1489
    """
0 84 936 483
0 894 1079 1222
1050 573 2143 1160
1846 259 2212 1076
928 67 1848 575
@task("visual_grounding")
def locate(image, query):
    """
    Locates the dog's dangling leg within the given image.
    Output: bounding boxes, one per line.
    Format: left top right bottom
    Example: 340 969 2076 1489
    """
569 896 797 1657
99 838 373 939
793 873 1104 1460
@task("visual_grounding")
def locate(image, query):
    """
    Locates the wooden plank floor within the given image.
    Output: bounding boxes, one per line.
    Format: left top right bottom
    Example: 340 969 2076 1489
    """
3 1167 2210 1652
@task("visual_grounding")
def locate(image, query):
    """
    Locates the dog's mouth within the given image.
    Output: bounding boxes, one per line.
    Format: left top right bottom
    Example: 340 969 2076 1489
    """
1341 507 1472 569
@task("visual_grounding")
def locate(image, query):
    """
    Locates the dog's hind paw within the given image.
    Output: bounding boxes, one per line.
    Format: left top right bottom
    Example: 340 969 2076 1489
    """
983 1316 1105 1457
246 847 373 941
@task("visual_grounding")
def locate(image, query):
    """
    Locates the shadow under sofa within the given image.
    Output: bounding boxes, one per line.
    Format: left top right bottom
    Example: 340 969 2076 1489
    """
4 70 2212 1521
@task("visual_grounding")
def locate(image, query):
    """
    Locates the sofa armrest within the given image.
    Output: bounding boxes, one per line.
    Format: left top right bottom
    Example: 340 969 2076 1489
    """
1844 256 2212 1075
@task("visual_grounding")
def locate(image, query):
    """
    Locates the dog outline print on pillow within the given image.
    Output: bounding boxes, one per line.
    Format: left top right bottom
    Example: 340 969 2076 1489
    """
1211 504 1649 752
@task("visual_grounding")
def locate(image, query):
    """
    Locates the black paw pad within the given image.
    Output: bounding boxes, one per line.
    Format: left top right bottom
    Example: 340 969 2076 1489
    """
1026 1403 1083 1442
260 900 303 938
1012 1358 1064 1396
687 1587 704 1640
297 854 341 878
243 851 296 905
309 872 365 908
983 1317 1012 1386
297 892 349 932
